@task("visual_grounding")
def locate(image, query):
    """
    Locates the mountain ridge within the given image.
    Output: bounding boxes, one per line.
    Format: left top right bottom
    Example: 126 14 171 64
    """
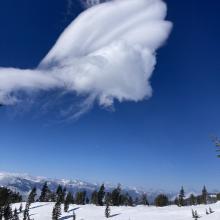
0 171 177 202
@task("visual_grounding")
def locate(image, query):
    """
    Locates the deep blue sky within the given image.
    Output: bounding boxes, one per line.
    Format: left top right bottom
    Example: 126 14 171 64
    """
0 0 220 191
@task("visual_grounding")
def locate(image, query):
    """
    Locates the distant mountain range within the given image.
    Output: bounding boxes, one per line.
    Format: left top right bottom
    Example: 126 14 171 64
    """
0 172 177 202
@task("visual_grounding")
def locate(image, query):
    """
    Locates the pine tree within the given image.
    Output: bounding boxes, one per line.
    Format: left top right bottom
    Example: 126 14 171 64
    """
154 194 169 207
141 194 149 206
128 196 133 207
174 197 179 206
0 187 22 207
3 203 13 220
0 207 3 220
97 184 105 206
122 193 129 206
105 203 110 218
189 194 196 206
56 185 63 203
52 201 61 220
86 197 90 204
75 191 86 205
196 195 202 205
23 203 30 220
64 192 73 212
91 191 98 205
39 182 50 202
104 192 111 205
56 185 66 203
134 197 139 206
178 186 185 206
111 185 121 206
202 185 208 204
13 208 19 220
27 187 37 204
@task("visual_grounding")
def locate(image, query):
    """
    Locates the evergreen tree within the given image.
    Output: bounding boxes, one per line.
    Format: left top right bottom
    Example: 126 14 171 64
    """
122 193 129 206
23 203 30 220
56 185 66 203
52 201 61 220
174 197 179 206
3 203 13 220
75 191 86 205
56 185 63 203
0 207 3 220
128 196 133 207
91 191 98 205
134 197 139 206
85 197 90 204
105 203 110 218
27 187 37 205
196 195 202 205
39 182 50 202
64 192 73 212
141 194 149 206
111 185 121 206
104 192 112 205
189 194 196 206
178 186 185 206
154 194 169 207
202 185 208 204
13 208 19 220
217 193 220 201
97 184 105 206
0 187 22 207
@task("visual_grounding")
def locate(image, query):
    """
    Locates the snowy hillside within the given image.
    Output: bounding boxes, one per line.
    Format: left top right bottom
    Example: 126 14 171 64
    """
12 202 220 220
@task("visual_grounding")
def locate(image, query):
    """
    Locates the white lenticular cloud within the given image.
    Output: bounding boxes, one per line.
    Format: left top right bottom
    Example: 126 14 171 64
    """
0 0 172 117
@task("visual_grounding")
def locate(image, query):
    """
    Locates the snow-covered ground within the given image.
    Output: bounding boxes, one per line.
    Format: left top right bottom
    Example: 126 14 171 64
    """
12 202 220 220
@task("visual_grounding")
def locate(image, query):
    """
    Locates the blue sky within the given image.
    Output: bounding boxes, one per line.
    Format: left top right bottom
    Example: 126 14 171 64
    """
0 0 220 191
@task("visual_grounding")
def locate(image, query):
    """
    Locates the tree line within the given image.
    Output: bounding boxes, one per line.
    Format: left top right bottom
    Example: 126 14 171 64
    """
0 187 22 220
0 183 219 220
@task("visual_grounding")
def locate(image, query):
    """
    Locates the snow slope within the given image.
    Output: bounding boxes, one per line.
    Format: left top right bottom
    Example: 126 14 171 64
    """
12 202 220 220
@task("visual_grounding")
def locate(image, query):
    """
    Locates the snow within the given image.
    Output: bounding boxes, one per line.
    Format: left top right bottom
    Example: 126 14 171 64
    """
12 202 220 220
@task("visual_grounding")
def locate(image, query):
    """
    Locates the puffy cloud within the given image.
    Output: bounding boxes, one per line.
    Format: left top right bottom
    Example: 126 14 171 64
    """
0 0 172 118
